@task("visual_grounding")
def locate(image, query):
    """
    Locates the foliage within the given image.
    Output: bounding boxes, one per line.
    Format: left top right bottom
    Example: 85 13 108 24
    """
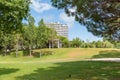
51 0 120 40
58 36 69 48
70 37 83 48
0 31 14 56
102 40 114 48
32 50 54 57
37 19 57 48
114 41 120 48
0 0 30 33
48 28 57 48
69 37 114 48
37 19 49 48
10 51 24 57
23 15 36 56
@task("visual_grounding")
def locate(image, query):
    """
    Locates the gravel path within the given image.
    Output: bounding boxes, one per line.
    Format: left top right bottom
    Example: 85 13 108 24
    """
86 58 120 62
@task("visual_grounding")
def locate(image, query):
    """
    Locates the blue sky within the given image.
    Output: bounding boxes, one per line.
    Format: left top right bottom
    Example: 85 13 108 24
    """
30 0 102 42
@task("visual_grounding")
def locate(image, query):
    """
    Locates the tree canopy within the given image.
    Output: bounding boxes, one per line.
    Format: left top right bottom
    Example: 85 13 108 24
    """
0 0 30 33
51 0 120 40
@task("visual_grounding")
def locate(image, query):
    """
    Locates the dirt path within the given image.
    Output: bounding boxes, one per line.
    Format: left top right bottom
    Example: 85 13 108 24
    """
0 58 120 63
86 58 120 62
0 58 83 63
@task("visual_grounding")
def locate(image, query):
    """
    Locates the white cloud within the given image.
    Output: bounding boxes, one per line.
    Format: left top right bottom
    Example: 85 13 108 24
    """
30 0 53 13
59 12 75 27
36 15 55 23
69 7 76 13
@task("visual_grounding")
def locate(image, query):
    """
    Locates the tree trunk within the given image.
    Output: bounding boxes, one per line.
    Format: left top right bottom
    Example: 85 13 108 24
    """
15 42 18 57
29 44 32 56
52 40 54 48
4 46 7 56
15 34 19 57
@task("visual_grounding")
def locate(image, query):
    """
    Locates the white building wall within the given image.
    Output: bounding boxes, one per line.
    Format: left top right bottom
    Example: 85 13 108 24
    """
45 22 68 38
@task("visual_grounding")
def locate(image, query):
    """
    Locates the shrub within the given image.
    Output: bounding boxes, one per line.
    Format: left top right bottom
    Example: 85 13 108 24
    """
32 50 54 57
10 51 23 57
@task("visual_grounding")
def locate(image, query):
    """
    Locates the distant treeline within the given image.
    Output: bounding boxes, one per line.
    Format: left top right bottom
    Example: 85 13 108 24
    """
0 18 119 56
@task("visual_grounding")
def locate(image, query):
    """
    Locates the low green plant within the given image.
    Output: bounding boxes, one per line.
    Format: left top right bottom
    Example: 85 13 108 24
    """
10 51 23 57
32 50 54 57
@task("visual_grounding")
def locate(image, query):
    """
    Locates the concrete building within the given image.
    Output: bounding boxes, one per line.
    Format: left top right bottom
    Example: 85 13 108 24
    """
45 22 68 48
45 22 68 38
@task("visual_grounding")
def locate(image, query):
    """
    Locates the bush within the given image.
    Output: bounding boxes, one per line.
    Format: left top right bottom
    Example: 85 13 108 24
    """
10 51 23 57
10 50 29 57
32 50 54 57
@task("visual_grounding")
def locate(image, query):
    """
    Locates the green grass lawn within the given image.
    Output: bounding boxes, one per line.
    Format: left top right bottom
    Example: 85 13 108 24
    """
0 48 120 62
0 48 120 80
0 61 120 80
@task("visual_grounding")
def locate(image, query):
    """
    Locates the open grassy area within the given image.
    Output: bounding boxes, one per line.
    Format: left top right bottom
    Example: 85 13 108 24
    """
0 48 120 80
0 61 120 80
0 48 120 62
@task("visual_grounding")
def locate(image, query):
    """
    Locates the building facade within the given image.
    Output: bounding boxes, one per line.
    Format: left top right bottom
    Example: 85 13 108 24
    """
45 22 68 38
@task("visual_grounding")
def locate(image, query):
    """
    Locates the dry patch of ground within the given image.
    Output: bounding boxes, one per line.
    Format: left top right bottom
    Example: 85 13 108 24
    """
67 48 99 58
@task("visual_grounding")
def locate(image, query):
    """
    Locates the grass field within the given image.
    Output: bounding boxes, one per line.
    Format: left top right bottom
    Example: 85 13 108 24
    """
0 48 120 62
0 61 120 80
0 48 120 80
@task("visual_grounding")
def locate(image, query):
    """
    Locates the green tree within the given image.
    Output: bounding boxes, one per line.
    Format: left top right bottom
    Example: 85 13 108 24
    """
47 28 57 48
23 16 36 56
51 0 120 40
90 41 96 48
114 41 120 48
14 33 24 57
80 41 85 48
0 31 14 56
71 37 81 48
37 19 49 48
96 41 102 48
58 36 69 48
0 0 30 33
102 40 114 48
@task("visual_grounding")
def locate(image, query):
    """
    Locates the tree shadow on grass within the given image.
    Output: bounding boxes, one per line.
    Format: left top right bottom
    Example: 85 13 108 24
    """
92 50 120 58
0 68 19 75
23 50 30 56
16 61 120 80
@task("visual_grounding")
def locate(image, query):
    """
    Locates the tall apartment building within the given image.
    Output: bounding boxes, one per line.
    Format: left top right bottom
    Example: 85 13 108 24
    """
45 22 68 38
